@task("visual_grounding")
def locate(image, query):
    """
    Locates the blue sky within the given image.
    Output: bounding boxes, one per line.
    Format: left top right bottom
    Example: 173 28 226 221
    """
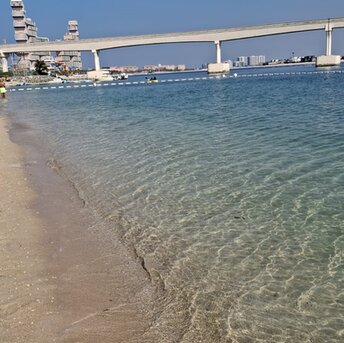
1 0 344 68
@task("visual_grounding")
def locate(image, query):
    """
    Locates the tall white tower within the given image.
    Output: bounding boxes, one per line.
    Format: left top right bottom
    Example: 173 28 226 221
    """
10 0 50 71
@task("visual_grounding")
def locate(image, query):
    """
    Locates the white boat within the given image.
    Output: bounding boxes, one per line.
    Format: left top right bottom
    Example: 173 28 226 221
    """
49 77 66 84
112 73 128 81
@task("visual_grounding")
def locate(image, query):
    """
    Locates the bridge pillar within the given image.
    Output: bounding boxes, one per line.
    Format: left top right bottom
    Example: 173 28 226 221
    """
316 20 341 67
215 41 221 63
0 52 9 73
92 49 101 71
207 40 230 74
325 23 332 56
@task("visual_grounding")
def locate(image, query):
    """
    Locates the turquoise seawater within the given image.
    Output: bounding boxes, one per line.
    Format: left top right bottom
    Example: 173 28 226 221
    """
3 66 344 342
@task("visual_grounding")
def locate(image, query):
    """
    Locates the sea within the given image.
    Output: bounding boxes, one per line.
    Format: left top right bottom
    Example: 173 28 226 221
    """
2 64 344 342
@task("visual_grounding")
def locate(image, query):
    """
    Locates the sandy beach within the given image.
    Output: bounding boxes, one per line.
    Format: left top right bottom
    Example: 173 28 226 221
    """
0 115 161 342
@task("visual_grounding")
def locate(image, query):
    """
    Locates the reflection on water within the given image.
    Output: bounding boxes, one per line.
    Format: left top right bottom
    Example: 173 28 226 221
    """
5 67 344 342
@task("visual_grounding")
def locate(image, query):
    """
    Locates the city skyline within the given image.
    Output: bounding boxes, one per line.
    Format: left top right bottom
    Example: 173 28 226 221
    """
1 0 344 68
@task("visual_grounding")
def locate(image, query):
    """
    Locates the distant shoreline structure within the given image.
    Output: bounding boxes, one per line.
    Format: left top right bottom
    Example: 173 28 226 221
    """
232 61 316 70
111 61 335 76
5 60 343 87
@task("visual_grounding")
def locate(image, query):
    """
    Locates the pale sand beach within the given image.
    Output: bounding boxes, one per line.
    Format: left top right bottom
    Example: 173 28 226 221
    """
0 116 162 342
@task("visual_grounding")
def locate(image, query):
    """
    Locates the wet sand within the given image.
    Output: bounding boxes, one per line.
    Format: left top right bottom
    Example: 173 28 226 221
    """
0 116 162 342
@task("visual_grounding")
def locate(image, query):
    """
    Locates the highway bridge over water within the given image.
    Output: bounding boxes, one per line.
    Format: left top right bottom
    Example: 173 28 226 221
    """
1 17 344 74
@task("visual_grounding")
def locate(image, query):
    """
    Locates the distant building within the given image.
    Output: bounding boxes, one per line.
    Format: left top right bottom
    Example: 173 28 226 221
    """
55 21 82 70
248 55 266 66
110 66 141 73
11 0 50 70
10 1 82 72
233 56 248 67
109 64 185 74
143 64 186 72
224 60 233 68
258 55 266 65
237 56 248 66
233 61 241 67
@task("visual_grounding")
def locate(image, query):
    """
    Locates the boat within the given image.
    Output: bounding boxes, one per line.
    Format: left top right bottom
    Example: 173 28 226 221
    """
146 76 158 83
48 77 67 84
112 73 128 81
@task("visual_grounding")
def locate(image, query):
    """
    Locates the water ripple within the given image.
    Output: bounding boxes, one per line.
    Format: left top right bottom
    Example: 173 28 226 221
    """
5 68 344 342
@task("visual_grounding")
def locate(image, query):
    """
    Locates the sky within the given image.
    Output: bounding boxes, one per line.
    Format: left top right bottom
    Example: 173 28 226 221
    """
1 0 344 68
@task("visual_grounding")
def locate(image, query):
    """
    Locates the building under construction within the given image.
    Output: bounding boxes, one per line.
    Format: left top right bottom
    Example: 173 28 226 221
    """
10 0 50 70
55 21 82 71
10 0 82 71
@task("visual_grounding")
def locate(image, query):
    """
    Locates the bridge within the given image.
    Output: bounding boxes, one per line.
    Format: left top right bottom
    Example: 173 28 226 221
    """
1 17 344 74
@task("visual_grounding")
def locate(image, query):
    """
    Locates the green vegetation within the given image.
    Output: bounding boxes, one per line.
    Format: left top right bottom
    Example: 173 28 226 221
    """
0 71 13 78
34 59 48 75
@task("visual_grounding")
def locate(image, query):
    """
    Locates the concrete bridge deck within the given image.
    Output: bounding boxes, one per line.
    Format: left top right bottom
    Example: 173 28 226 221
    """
1 17 344 53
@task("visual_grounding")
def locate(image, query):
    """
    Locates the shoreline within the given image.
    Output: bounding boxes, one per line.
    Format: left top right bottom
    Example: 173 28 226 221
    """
0 115 162 342
5 61 325 87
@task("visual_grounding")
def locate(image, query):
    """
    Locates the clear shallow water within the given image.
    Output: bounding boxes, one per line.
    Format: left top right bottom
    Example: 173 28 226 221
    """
3 66 344 342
